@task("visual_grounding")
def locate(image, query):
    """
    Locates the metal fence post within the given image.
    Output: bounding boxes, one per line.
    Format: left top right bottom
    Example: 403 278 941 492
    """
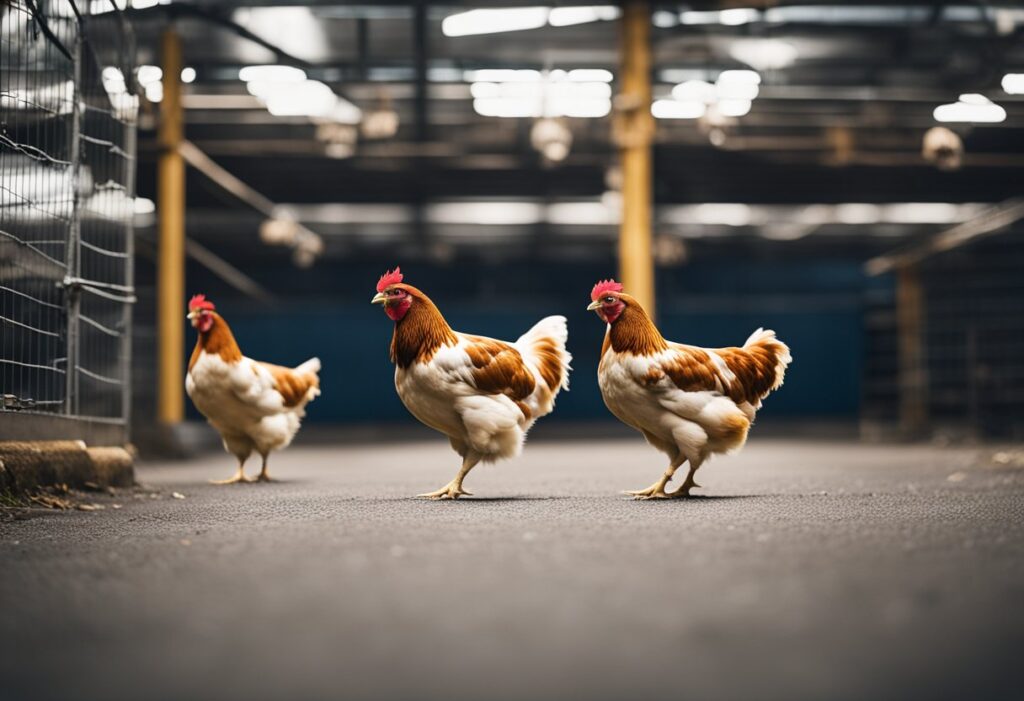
64 22 83 418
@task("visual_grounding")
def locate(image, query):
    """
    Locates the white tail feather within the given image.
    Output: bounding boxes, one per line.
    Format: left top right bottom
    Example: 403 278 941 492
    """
515 315 572 391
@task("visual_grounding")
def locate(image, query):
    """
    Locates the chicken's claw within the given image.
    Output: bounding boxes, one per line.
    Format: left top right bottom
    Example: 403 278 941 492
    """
667 479 702 498
210 469 252 485
623 483 670 500
417 483 472 500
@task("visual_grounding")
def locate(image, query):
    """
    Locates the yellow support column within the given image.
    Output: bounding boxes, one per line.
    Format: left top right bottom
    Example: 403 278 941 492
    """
617 1 655 316
157 28 185 424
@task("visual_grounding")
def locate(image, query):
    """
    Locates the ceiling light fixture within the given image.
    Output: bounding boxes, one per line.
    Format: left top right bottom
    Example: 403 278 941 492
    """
239 65 307 83
933 94 1006 123
651 99 705 119
729 38 798 71
1002 73 1024 94
442 8 549 36
548 6 620 27
717 99 752 117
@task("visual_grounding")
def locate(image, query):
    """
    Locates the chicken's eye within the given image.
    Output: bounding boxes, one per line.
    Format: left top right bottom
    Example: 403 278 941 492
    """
604 296 615 303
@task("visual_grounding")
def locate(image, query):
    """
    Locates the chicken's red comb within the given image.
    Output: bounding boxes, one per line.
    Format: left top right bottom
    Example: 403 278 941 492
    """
189 294 215 312
591 279 624 301
377 267 404 292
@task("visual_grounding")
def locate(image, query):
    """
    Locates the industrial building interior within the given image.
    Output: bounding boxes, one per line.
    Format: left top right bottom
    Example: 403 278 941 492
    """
2 3 1023 701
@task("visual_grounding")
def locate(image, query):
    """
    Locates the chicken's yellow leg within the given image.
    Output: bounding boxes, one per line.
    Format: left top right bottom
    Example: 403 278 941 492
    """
667 459 704 498
418 454 479 500
625 462 681 500
256 453 273 483
211 460 252 485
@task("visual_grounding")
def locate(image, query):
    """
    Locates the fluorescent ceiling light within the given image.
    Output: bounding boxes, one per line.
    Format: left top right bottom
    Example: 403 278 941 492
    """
137 64 162 85
933 94 1006 123
547 202 615 226
835 203 881 225
473 98 540 118
473 95 610 119
239 65 306 83
729 38 798 70
567 69 613 83
719 8 760 26
653 11 678 27
1002 73 1024 94
672 80 716 103
262 81 338 117
442 8 549 37
465 69 542 83
561 98 611 118
329 98 363 125
428 201 544 226
102 67 126 93
716 81 758 100
180 67 196 84
718 98 752 117
717 69 761 85
472 82 609 100
548 5 620 27
258 80 361 122
145 81 163 103
693 203 751 226
881 203 964 224
133 197 156 215
652 99 705 119
471 80 611 118
679 11 722 25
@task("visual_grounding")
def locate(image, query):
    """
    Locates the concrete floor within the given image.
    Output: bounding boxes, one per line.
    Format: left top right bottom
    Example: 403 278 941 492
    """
1 438 1022 701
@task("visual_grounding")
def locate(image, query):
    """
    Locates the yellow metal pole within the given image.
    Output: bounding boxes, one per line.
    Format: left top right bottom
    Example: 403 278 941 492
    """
617 1 655 316
157 28 185 425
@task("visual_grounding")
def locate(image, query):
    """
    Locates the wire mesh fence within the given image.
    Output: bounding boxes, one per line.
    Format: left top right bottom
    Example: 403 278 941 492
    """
862 227 1024 440
1 0 136 442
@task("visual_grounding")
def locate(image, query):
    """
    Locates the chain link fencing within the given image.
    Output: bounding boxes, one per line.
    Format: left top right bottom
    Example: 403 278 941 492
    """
1 0 137 443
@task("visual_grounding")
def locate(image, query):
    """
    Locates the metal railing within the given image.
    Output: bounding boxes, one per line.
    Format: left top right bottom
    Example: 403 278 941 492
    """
1 1 137 443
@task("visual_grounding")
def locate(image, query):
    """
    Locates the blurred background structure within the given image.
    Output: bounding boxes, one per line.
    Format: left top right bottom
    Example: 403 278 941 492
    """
3 1 1024 446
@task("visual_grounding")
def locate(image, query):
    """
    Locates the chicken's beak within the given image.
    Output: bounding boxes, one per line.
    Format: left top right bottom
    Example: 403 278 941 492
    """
371 292 387 305
586 300 601 311
186 310 198 320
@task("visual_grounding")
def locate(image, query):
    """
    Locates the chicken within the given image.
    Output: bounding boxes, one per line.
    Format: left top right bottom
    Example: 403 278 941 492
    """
588 280 791 498
185 294 321 484
372 267 571 499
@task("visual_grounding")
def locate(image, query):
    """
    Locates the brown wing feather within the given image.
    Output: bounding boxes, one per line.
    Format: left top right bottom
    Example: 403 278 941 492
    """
464 336 536 402
645 344 775 406
715 346 780 405
258 362 319 407
659 346 722 393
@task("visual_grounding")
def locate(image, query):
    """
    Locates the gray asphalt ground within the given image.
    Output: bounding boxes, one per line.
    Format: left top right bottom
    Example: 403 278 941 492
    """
2 437 1023 701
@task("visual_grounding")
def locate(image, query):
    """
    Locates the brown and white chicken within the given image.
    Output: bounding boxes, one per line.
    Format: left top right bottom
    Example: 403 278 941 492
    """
185 294 321 484
372 268 571 499
588 280 791 498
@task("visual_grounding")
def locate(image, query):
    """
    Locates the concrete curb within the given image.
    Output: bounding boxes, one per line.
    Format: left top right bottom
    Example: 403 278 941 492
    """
0 441 135 494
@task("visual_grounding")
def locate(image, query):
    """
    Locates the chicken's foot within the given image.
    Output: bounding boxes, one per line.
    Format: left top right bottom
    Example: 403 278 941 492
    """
417 481 473 500
418 454 479 500
624 464 679 500
210 466 252 485
666 461 703 498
